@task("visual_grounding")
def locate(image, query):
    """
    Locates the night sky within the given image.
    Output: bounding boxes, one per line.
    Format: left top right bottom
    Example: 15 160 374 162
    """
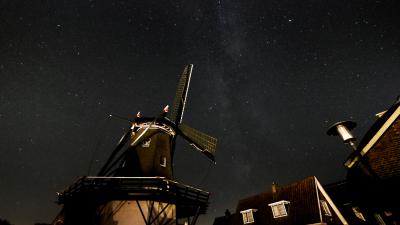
1 0 399 224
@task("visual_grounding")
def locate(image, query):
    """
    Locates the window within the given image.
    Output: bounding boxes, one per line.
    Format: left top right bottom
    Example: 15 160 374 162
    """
320 200 332 216
240 209 257 224
374 214 386 225
141 138 151 147
268 200 290 218
352 207 366 222
160 156 167 167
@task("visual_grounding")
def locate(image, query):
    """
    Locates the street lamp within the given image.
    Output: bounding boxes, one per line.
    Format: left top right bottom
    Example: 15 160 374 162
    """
327 121 357 150
327 120 375 177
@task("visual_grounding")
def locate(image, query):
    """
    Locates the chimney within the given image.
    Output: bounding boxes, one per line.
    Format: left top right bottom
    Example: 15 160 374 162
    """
271 182 279 201
271 182 278 194
225 209 231 217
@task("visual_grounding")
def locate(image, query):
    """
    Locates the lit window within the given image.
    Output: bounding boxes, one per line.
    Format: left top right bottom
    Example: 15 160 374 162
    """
320 200 332 216
268 200 290 218
352 207 366 222
374 214 386 225
240 209 257 224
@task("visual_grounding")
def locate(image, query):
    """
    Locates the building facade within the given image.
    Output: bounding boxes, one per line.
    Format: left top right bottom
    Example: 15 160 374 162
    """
325 99 400 225
214 177 348 225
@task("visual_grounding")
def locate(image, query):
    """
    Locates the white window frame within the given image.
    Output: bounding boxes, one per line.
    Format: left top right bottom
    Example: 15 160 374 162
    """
320 200 332 216
240 209 257 224
268 200 290 218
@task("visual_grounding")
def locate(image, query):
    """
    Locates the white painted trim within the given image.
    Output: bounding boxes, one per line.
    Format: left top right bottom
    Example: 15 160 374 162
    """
268 200 290 206
240 209 258 213
134 122 176 136
315 178 348 225
320 200 332 216
268 201 290 218
314 177 323 223
178 64 193 124
348 105 400 168
240 209 257 224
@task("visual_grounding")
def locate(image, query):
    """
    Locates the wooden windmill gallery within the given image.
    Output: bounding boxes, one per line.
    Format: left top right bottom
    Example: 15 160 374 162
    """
52 64 218 225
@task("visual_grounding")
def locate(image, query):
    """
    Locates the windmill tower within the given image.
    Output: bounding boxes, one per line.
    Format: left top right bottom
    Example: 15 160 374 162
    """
52 65 217 225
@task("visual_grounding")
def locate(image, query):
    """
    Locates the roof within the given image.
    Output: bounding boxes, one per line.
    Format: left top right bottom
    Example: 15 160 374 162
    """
235 177 320 225
214 177 347 225
347 100 400 179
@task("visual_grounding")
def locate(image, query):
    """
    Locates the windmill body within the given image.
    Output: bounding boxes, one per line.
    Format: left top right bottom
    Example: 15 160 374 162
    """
115 118 176 179
53 65 217 225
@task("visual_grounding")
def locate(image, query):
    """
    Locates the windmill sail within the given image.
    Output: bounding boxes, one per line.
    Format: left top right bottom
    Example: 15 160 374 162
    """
168 64 193 125
98 129 132 176
178 123 217 162
99 64 217 177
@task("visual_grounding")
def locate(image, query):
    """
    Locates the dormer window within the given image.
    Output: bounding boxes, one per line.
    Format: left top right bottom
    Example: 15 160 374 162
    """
268 200 290 218
240 209 257 224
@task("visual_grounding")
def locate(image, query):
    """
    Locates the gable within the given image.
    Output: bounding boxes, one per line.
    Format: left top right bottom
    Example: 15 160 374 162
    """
315 178 348 225
365 116 400 178
347 102 400 178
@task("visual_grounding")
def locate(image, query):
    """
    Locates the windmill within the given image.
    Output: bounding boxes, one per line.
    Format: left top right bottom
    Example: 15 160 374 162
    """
97 64 217 178
53 64 217 225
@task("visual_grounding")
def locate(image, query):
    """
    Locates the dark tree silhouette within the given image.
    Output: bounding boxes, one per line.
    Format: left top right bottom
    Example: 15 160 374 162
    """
0 218 12 225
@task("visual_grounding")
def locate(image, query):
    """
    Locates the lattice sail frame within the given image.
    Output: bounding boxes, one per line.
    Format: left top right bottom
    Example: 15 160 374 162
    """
179 123 217 161
168 64 193 125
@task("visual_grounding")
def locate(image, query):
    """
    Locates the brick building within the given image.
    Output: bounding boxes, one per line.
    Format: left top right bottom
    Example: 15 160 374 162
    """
213 98 400 225
325 99 400 225
213 177 348 225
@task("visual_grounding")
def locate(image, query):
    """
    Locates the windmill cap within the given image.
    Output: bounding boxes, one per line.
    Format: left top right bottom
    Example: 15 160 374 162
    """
327 120 357 136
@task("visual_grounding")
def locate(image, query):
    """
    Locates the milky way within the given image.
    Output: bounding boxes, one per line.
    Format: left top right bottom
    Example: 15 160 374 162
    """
0 0 399 224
